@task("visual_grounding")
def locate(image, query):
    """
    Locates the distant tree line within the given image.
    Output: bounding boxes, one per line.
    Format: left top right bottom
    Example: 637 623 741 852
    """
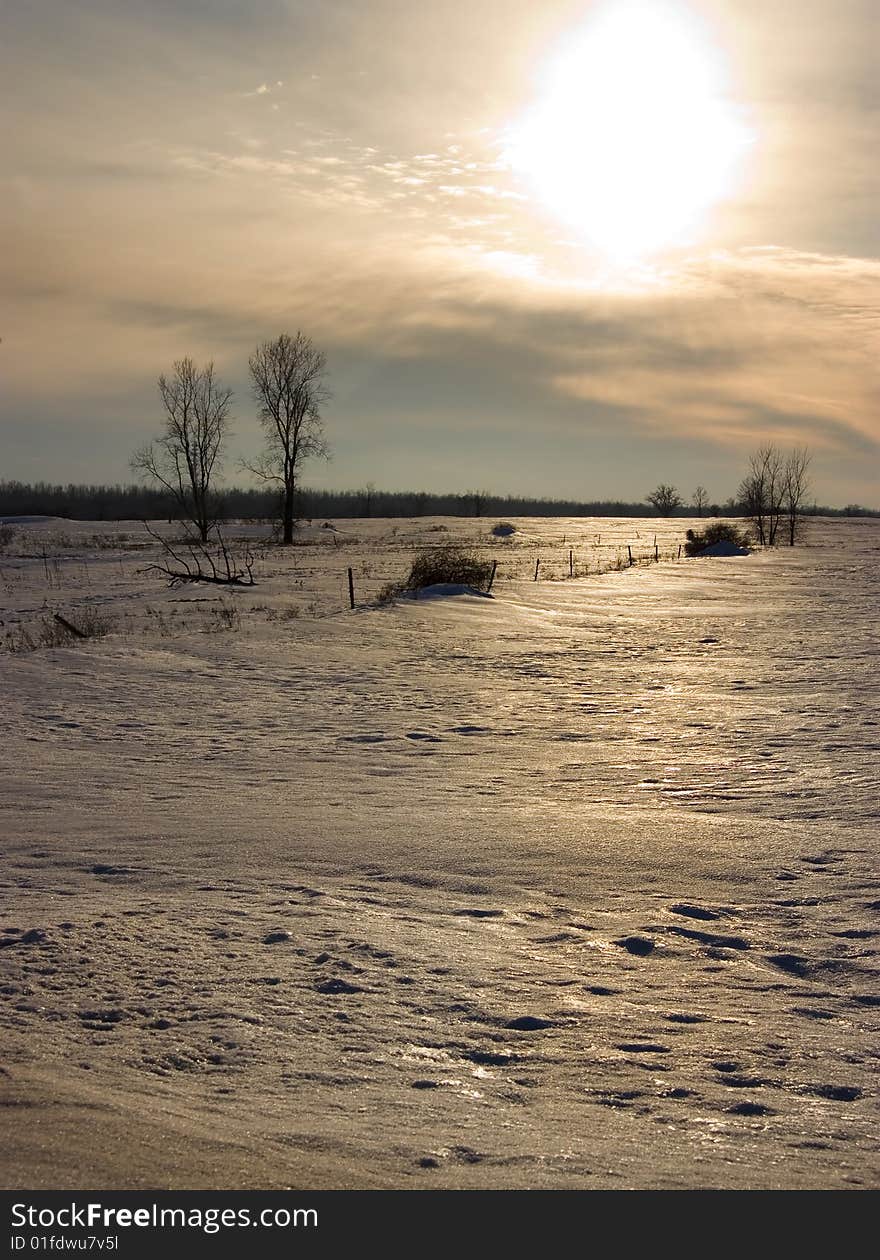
0 481 694 522
1 479 875 524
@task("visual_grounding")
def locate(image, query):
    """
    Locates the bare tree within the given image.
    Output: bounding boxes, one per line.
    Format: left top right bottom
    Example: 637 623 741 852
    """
738 444 785 545
783 447 812 546
360 481 377 518
132 358 232 542
691 485 709 517
247 331 330 544
646 484 683 516
466 489 491 517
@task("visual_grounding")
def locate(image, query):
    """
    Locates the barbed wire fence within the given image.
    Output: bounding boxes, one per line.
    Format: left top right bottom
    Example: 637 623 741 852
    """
334 537 688 613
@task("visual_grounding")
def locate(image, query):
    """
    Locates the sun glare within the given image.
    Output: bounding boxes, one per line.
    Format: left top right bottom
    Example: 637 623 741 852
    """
505 1 752 261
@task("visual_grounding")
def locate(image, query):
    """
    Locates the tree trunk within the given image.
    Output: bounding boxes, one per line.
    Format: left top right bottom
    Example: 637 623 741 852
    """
283 486 295 544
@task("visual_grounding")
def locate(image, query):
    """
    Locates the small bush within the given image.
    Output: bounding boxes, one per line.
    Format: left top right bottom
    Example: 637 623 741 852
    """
264 603 301 621
375 581 400 605
0 524 17 552
144 605 181 637
3 607 116 653
684 522 752 557
491 521 516 538
72 607 116 637
209 601 241 632
85 532 147 551
404 544 494 593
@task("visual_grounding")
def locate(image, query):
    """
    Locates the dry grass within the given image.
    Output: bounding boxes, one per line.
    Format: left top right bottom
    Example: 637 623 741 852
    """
3 607 117 653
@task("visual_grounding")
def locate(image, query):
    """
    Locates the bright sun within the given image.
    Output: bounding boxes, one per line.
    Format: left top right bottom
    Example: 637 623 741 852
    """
505 0 752 261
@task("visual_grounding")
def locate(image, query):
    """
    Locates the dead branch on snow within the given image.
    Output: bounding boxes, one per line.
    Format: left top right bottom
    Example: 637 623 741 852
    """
139 523 256 586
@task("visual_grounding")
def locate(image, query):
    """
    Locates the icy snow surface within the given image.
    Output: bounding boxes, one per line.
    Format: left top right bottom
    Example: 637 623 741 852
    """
0 516 877 1189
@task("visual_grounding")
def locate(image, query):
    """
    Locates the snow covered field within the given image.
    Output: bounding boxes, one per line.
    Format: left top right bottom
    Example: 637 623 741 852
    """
1 515 877 1189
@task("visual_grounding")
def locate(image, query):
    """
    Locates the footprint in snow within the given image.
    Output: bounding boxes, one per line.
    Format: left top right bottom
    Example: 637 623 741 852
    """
316 978 363 995
804 1084 862 1102
726 1101 774 1116
505 1016 555 1031
462 1048 517 1065
615 936 655 956
669 926 750 950
669 903 722 921
792 1007 835 1021
0 928 48 948
765 953 812 977
616 1042 670 1054
717 1075 770 1089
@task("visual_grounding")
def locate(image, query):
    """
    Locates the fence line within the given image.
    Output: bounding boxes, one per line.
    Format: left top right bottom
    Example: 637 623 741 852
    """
342 543 686 609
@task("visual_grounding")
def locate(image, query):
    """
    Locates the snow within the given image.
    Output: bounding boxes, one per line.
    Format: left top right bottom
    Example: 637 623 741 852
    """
409 583 494 599
0 515 62 526
695 540 752 556
0 515 877 1190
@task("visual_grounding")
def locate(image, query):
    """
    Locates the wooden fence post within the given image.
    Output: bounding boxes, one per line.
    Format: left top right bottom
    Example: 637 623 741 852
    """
569 549 573 577
627 545 633 566
347 567 355 609
534 558 540 581
487 559 497 593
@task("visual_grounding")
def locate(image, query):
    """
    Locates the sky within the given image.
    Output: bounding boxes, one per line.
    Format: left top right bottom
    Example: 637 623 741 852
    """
1 0 878 506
